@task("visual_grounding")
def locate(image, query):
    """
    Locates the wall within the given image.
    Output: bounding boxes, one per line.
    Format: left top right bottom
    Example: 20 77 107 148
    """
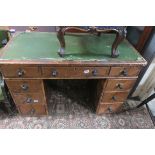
10 26 56 32
132 28 155 99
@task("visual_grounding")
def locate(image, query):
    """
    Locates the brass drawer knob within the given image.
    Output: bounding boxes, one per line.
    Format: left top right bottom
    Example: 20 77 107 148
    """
17 69 25 77
51 69 58 77
29 108 35 115
92 69 98 76
121 70 128 76
112 96 117 101
107 106 113 113
26 98 33 104
21 84 29 90
116 83 123 89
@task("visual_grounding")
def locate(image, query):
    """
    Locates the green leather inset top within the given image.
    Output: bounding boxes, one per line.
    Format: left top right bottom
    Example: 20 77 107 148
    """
0 32 143 61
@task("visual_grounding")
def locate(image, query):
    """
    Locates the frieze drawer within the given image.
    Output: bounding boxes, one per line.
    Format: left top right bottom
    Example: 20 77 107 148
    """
42 67 110 78
1 66 41 78
109 66 141 77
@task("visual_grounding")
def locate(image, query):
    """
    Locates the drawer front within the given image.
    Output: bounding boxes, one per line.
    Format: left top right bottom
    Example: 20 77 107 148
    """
17 104 47 116
2 66 41 78
42 67 110 78
104 79 136 91
6 80 43 93
96 103 123 114
109 66 141 77
12 93 46 105
101 92 129 103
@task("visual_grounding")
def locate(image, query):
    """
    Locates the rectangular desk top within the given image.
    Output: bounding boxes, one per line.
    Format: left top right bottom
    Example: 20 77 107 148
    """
0 32 146 66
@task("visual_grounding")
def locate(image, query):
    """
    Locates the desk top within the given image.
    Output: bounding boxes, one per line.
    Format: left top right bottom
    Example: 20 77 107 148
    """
0 32 146 66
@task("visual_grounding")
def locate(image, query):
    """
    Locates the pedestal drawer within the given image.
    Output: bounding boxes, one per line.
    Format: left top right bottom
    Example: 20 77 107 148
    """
101 92 129 103
42 67 110 78
12 93 46 105
109 66 141 77
17 104 47 116
96 103 123 114
6 80 43 93
104 79 136 91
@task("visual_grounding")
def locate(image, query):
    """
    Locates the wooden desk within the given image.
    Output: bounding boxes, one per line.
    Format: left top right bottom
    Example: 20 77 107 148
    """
0 32 147 116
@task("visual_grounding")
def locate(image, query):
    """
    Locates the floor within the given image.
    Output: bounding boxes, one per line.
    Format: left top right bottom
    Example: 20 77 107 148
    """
0 100 154 129
0 80 154 129
147 100 155 125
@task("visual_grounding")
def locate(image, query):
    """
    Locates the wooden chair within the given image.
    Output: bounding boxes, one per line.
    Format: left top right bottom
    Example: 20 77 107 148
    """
57 26 127 57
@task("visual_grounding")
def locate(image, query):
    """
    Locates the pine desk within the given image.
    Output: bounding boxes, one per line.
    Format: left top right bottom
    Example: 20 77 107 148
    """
0 32 147 116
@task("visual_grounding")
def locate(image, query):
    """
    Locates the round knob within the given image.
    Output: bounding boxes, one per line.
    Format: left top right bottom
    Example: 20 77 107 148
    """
92 69 98 76
121 70 128 76
26 98 32 104
17 69 25 77
116 83 123 89
30 108 35 115
51 70 58 77
21 84 29 91
108 106 113 113
112 96 117 101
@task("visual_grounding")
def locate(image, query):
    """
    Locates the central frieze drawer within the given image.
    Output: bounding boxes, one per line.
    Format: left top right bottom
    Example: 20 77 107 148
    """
42 67 110 78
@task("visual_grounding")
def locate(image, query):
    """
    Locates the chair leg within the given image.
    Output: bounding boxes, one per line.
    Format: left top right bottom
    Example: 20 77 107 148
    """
57 28 65 57
57 27 127 58
97 32 101 36
111 29 127 58
136 93 155 108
